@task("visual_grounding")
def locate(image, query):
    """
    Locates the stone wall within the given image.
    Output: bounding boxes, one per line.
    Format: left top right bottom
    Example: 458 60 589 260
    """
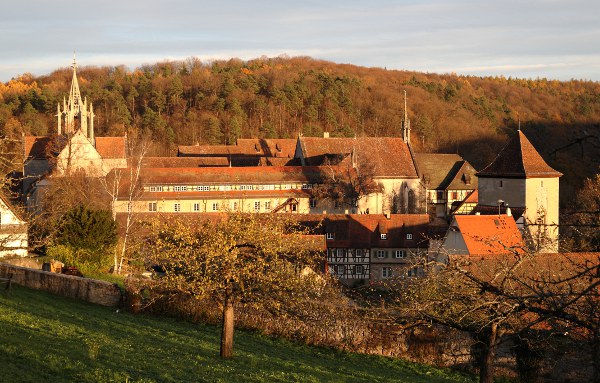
0 263 122 307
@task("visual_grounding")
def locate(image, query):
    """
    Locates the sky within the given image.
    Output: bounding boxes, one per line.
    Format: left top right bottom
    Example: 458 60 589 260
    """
1 0 599 82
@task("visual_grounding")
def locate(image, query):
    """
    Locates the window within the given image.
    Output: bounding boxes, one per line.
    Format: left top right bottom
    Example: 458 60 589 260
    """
436 191 444 200
196 185 210 191
193 203 200 212
334 265 345 277
265 201 271 210
407 267 419 278
356 249 363 257
149 185 163 192
309 198 317 208
174 185 188 192
291 204 297 212
326 232 334 240
499 180 504 188
336 248 344 258
240 185 253 191
381 267 393 278
254 201 260 211
174 203 181 212
377 250 386 258
212 203 219 211
334 200 341 208
380 233 387 240
451 191 458 200
148 202 157 212
232 201 238 211
301 184 313 190
395 250 405 258
127 202 132 213
406 234 413 240
355 265 364 275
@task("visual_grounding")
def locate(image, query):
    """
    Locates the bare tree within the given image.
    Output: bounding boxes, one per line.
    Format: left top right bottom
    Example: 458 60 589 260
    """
102 136 149 274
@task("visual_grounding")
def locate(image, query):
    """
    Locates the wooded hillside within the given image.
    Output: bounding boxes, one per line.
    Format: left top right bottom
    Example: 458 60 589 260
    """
1 56 599 199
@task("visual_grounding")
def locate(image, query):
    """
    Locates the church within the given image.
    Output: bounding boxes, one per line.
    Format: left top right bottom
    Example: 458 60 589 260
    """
22 57 127 207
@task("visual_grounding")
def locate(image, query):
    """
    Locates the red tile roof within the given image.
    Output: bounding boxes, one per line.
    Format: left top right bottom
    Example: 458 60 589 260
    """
23 136 64 159
141 157 230 168
178 138 296 158
476 131 562 178
95 137 126 158
298 137 418 178
296 214 429 249
451 214 525 255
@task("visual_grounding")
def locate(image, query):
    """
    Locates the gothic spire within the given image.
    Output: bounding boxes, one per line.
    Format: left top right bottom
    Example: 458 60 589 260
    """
67 52 83 119
402 90 411 144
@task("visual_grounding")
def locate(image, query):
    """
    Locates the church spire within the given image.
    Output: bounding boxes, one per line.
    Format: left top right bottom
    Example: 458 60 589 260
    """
402 90 411 144
56 53 95 142
67 52 83 129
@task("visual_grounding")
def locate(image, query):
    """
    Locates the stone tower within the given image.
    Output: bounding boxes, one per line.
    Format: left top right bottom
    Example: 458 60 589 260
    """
476 130 562 252
56 54 95 143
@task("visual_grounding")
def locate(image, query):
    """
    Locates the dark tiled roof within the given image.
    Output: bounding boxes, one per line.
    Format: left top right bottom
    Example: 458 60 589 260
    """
24 136 65 159
95 137 126 158
415 153 478 190
296 214 429 249
476 131 562 178
298 137 418 178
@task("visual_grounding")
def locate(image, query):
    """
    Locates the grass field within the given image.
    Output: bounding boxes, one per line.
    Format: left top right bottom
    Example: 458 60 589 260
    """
0 285 475 383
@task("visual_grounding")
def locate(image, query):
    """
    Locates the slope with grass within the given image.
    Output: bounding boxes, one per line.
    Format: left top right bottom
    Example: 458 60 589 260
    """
0 285 474 383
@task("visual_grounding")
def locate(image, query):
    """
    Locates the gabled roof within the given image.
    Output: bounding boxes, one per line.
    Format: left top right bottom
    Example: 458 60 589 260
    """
112 166 325 186
296 214 429 249
0 191 26 224
24 135 126 160
141 157 230 168
415 153 477 190
476 131 562 178
450 214 525 255
297 137 418 178
24 136 64 159
178 139 296 158
95 137 126 158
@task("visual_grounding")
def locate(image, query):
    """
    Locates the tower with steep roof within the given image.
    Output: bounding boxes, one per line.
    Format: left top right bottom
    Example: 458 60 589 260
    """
476 131 561 252
56 54 95 142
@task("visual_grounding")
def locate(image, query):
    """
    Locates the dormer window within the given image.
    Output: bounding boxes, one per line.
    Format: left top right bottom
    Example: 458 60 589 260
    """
380 233 387 240
326 232 334 240
406 233 413 240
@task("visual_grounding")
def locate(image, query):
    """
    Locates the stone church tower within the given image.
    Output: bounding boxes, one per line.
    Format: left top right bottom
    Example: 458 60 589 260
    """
56 54 95 142
476 130 562 252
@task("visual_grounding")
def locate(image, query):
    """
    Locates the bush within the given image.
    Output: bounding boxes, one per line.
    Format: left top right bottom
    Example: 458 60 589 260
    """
46 244 114 275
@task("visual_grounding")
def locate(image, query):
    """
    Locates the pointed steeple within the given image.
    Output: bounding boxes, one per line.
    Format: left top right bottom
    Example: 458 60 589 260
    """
55 53 96 144
476 131 562 178
402 90 411 144
67 53 83 122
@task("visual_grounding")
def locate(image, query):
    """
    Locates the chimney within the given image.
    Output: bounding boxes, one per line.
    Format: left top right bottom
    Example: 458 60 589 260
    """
385 212 391 219
506 207 512 217
323 132 330 138
475 212 481 215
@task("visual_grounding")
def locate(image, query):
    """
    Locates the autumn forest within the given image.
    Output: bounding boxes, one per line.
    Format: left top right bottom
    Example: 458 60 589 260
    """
1 56 599 199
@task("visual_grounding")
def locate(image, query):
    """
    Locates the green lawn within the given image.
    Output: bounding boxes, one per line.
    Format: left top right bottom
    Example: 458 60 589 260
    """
0 285 474 383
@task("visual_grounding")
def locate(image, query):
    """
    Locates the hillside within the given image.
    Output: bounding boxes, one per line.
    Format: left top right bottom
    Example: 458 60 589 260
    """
1 56 599 198
0 285 474 383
